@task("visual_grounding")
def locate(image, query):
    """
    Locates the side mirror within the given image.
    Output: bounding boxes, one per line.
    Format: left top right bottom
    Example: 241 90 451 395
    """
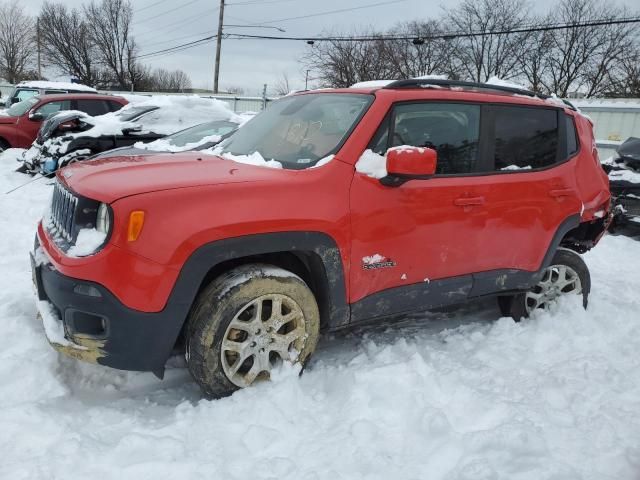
29 111 45 122
382 146 437 186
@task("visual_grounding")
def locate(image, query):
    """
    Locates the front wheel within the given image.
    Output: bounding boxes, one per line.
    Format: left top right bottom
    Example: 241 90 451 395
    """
185 264 320 398
498 248 591 320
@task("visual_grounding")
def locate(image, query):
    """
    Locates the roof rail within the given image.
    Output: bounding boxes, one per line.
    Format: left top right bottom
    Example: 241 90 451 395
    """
383 78 549 100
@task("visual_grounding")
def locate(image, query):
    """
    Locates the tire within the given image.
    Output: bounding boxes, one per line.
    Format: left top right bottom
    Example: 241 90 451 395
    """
0 138 8 153
499 248 591 321
185 263 320 398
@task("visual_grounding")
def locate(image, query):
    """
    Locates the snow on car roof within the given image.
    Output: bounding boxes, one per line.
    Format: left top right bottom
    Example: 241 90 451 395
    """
15 81 97 93
48 95 243 139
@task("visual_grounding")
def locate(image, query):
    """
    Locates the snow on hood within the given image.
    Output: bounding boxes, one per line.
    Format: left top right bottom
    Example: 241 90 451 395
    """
16 80 96 92
58 151 288 202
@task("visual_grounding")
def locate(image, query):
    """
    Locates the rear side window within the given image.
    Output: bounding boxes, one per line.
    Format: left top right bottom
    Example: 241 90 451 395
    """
108 100 124 112
492 106 558 171
372 102 481 175
76 99 109 116
565 114 578 156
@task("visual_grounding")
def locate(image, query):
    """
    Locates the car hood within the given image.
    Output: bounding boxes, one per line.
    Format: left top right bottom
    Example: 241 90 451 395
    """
58 151 288 203
0 115 17 125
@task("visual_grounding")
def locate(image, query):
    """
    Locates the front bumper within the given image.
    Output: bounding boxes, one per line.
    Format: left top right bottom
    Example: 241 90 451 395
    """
32 243 184 377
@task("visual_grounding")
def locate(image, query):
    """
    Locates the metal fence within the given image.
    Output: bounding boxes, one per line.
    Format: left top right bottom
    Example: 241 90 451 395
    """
572 99 640 160
102 91 276 113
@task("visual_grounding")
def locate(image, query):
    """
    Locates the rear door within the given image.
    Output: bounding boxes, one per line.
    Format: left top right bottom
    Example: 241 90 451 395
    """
467 104 582 293
74 99 110 117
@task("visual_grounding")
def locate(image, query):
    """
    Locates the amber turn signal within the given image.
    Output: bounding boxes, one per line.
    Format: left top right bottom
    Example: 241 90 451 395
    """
127 211 145 242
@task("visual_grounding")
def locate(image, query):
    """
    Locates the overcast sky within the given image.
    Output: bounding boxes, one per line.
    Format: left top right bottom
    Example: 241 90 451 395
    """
22 0 570 94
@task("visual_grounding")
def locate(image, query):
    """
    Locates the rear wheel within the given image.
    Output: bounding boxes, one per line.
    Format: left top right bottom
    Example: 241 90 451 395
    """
498 248 590 320
185 264 320 398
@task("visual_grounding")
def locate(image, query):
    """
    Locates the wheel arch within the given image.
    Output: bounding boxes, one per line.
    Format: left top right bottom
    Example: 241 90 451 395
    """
167 232 350 351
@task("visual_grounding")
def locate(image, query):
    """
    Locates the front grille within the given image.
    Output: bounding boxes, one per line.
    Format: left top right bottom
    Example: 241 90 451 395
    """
50 181 79 242
620 196 640 216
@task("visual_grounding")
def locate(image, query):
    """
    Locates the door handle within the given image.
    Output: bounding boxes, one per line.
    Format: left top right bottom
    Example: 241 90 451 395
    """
549 189 575 198
454 196 485 207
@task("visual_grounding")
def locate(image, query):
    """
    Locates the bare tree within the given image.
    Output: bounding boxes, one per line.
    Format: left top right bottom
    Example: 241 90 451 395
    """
38 2 103 87
304 30 397 88
273 72 292 95
445 0 531 82
380 20 460 79
539 0 634 97
84 0 136 89
0 1 35 83
607 44 640 97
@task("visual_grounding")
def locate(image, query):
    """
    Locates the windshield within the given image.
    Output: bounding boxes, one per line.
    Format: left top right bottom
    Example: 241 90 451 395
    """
216 93 372 168
116 105 159 122
166 120 238 147
7 97 39 117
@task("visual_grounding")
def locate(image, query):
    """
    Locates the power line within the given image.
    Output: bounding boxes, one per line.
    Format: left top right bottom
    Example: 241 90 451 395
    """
227 0 296 5
244 0 407 26
134 16 640 60
137 35 217 60
133 0 202 26
134 0 172 14
227 16 640 41
134 7 219 40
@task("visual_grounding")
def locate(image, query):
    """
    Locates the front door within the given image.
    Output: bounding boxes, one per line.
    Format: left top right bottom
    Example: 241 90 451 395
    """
349 101 486 318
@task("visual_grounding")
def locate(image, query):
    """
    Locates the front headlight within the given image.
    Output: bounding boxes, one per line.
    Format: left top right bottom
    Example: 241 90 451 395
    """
96 203 111 234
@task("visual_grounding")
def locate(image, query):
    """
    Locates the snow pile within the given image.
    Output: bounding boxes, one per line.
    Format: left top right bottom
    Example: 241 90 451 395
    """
414 74 448 80
209 149 283 169
0 147 27 164
16 80 97 93
362 254 386 265
500 164 532 171
67 228 107 257
2 166 640 479
310 154 335 169
608 168 640 184
355 149 387 178
350 80 395 88
486 76 527 90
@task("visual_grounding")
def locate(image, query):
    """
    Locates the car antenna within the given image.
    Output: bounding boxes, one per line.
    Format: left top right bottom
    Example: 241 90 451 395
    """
4 172 55 195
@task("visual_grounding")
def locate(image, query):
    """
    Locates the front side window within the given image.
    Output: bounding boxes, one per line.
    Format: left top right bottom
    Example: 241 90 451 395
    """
493 106 558 171
35 100 71 119
216 93 373 169
371 102 481 175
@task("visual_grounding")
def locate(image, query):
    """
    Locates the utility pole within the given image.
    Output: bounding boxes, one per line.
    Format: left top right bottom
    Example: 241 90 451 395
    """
213 0 225 93
37 18 42 79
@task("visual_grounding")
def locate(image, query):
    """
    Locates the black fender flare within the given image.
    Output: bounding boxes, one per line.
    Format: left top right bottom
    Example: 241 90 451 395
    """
164 230 350 335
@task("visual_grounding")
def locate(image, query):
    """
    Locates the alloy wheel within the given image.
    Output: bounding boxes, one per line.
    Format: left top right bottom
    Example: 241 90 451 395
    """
221 293 307 387
525 264 583 314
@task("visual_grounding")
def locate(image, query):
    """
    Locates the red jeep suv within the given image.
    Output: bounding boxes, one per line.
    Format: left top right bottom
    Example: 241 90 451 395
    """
32 79 611 397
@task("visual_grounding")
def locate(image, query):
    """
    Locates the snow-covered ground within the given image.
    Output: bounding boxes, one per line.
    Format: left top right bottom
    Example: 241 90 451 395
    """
0 168 639 479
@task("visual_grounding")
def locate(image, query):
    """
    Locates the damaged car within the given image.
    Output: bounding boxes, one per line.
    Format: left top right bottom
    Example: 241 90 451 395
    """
20 96 243 174
601 137 640 232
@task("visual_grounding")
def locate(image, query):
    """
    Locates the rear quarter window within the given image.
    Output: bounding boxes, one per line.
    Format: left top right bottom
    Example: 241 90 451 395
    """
492 106 559 171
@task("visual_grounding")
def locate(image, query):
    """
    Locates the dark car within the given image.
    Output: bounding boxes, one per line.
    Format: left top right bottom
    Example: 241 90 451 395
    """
0 93 127 151
602 137 640 232
21 99 241 174
90 120 241 160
